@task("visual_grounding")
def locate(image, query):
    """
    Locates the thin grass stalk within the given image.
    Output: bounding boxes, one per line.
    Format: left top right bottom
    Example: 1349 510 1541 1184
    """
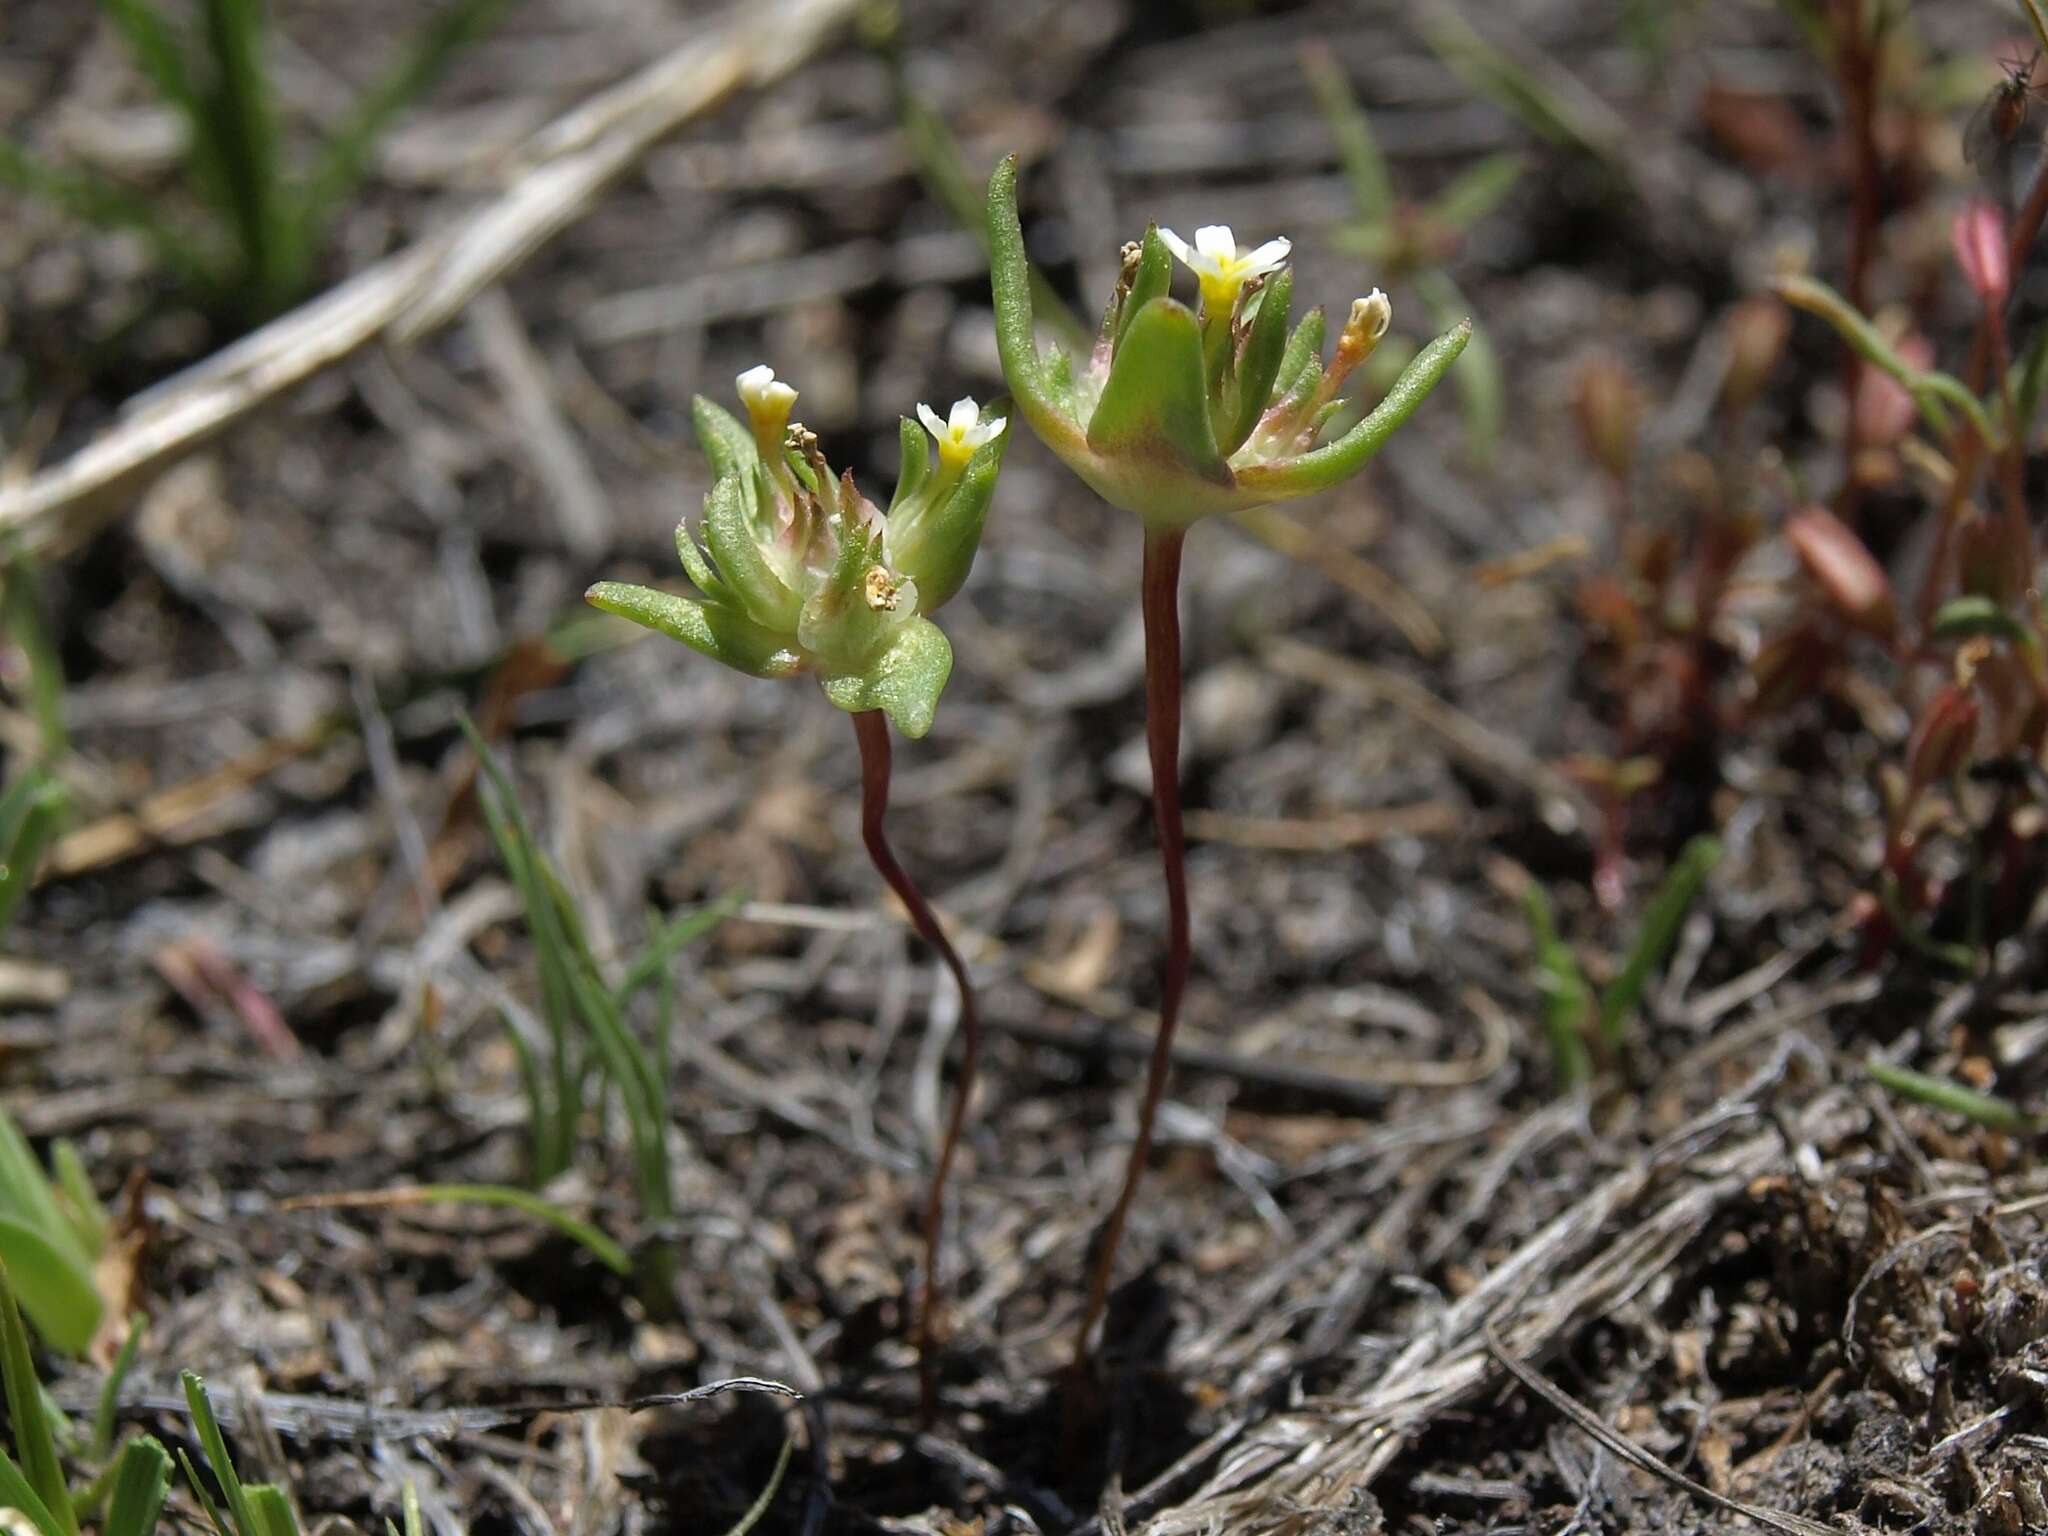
850 708 980 1423
1074 527 1188 1369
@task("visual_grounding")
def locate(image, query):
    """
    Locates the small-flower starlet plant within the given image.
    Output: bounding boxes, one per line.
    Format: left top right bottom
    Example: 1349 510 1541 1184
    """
587 369 1008 1417
986 154 1468 1369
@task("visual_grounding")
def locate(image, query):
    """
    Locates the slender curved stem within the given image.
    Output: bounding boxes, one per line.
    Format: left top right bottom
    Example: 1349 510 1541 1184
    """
1074 527 1188 1368
850 708 980 1423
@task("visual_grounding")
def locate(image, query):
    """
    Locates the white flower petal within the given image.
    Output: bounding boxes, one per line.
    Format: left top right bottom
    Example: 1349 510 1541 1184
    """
948 397 981 434
1157 227 1195 266
916 402 947 440
1193 225 1237 263
736 364 776 396
1242 237 1292 274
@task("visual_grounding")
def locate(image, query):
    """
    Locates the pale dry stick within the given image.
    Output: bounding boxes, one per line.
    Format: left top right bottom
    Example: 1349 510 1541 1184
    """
0 0 863 553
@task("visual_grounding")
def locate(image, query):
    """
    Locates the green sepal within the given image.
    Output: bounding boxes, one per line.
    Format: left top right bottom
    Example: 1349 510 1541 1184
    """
888 417 929 514
103 1439 172 1536
1086 296 1230 486
1240 320 1468 497
1270 306 1327 405
690 396 759 484
819 618 954 739
1117 225 1173 352
585 583 802 679
888 400 1009 613
702 473 798 630
986 155 1085 449
1222 267 1294 453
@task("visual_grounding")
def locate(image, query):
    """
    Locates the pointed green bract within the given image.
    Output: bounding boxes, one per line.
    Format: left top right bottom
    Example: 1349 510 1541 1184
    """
819 619 953 739
691 395 760 484
586 582 802 679
702 474 799 631
1223 268 1295 452
1240 321 1471 497
889 417 929 513
1118 226 1174 352
1088 297 1231 488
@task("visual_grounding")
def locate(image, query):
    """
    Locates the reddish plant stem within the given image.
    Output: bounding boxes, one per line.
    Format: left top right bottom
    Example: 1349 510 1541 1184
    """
1914 158 2048 630
850 708 980 1423
1072 527 1188 1369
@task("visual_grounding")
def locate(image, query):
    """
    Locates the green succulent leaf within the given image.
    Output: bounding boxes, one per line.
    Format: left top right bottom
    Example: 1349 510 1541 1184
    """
986 155 1085 450
888 401 1010 613
585 583 802 679
691 396 760 484
1223 268 1295 453
1087 296 1231 489
701 474 798 630
1240 320 1469 498
1118 225 1174 353
819 618 954 738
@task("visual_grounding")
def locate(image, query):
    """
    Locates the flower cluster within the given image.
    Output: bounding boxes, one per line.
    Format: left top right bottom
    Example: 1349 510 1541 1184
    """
986 155 1467 528
588 368 1008 737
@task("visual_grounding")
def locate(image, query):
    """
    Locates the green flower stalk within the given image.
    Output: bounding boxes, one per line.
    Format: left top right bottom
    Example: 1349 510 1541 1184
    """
588 366 1008 1417
986 154 1468 1368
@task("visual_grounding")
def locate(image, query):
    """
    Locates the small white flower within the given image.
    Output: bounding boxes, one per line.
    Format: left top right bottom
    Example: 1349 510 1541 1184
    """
1349 290 1392 346
735 364 797 439
1157 224 1291 313
917 396 1005 469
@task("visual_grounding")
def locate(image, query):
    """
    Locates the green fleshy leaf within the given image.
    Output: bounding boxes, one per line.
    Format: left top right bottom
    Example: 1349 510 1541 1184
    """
888 400 1010 613
819 618 953 739
986 155 1085 449
1086 296 1230 486
1222 268 1294 454
1117 225 1173 352
691 396 760 484
672 522 727 603
1241 320 1468 498
585 583 802 679
701 474 798 631
888 417 929 514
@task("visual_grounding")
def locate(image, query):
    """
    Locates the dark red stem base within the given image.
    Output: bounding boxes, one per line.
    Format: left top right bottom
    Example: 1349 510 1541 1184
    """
1073 527 1189 1368
851 708 981 1423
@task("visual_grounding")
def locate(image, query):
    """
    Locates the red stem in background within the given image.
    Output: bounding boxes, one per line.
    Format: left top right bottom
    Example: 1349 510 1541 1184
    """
851 708 980 1423
1073 527 1188 1369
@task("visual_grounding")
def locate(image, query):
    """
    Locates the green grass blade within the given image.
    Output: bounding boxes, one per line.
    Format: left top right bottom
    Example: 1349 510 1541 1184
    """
297 0 512 251
0 1448 66 1536
0 1267 75 1536
1869 1062 2043 1132
176 1450 234 1536
0 1105 90 1274
1522 881 1591 1089
92 1317 147 1462
718 1429 793 1536
198 0 286 309
48 1142 107 1263
181 1373 259 1536
0 777 68 939
243 1483 300 1536
2 559 68 764
1422 152 1524 237
1301 42 1394 225
306 1184 631 1275
101 1437 172 1536
1597 835 1721 1051
0 1219 99 1357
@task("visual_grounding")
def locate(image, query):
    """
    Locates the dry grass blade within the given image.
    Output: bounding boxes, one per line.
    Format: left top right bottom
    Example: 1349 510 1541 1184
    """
1484 1327 1835 1536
